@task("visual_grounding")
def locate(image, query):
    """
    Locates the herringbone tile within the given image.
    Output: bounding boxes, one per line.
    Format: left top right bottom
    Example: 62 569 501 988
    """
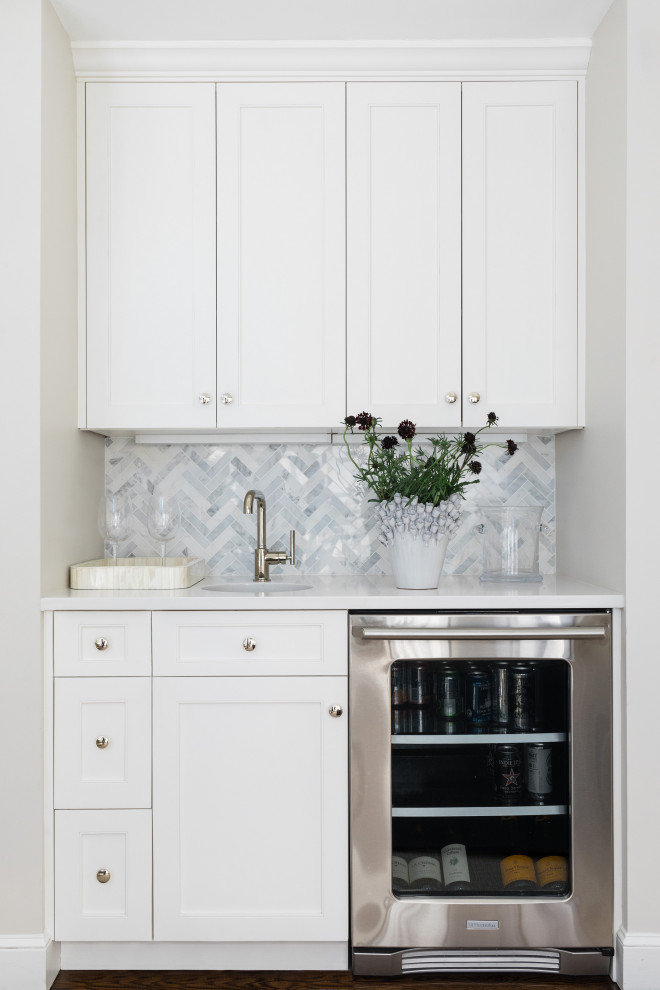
105 437 555 577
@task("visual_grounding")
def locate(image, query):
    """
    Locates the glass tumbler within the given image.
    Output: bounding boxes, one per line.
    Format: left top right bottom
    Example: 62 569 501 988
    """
478 505 543 583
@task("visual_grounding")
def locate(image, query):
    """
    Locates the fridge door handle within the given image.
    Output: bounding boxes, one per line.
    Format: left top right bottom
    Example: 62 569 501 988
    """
356 626 607 641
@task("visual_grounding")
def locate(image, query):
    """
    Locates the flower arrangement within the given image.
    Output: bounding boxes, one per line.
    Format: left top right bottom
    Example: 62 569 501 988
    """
342 411 518 549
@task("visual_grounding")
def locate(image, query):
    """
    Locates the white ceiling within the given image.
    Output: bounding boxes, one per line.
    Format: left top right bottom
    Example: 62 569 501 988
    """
49 0 616 44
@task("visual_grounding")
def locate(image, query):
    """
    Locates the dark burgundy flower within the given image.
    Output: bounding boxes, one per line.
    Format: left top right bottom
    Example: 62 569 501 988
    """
506 439 518 456
464 432 476 444
461 439 477 455
381 435 399 450
355 411 374 431
343 415 356 428
487 411 499 424
398 419 416 441
469 460 482 475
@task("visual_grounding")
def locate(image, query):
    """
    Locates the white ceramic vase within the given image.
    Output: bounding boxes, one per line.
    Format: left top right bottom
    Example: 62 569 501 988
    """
389 531 450 590
376 493 462 590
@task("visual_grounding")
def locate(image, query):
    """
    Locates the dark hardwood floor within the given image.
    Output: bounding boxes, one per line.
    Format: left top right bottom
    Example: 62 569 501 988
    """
52 971 617 989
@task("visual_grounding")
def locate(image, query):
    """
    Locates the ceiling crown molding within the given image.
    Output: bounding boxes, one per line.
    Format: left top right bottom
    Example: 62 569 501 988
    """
71 39 591 80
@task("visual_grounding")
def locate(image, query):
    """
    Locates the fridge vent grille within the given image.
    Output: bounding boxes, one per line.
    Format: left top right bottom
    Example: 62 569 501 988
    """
401 949 561 973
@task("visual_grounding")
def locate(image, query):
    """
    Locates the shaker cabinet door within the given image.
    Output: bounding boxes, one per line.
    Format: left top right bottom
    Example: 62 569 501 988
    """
347 83 462 428
216 83 346 429
85 83 217 430
462 81 579 429
153 676 348 941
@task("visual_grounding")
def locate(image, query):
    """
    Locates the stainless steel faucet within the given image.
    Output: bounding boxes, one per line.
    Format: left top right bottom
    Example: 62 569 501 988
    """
243 489 296 582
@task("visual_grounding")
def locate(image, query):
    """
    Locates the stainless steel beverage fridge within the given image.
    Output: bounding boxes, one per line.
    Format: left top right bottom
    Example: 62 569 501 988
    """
349 611 613 977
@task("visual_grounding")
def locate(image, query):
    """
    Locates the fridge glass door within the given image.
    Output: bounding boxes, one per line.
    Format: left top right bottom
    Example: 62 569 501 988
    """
391 658 570 898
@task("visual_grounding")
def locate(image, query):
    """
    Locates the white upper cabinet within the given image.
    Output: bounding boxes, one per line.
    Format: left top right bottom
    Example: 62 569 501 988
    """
216 83 346 429
462 81 579 429
346 83 462 428
82 78 581 434
85 83 217 430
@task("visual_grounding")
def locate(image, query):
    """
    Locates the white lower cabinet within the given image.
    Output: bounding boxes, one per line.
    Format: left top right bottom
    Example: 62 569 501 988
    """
152 676 348 942
52 609 349 952
54 677 151 809
55 810 152 941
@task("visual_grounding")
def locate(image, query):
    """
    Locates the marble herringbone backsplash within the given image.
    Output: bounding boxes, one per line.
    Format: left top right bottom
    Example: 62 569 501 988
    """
105 436 556 577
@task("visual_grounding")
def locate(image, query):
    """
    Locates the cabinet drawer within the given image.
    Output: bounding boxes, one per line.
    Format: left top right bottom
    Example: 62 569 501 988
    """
55 809 152 941
153 611 347 676
54 678 151 809
54 611 151 676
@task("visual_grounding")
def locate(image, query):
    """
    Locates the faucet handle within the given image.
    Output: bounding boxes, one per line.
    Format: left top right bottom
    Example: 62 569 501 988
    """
286 530 296 567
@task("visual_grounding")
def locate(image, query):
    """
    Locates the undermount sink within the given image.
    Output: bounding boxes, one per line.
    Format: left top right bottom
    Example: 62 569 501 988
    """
203 580 312 594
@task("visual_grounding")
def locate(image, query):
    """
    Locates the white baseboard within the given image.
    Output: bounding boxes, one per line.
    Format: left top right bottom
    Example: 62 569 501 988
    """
616 928 660 989
61 940 349 971
0 936 59 990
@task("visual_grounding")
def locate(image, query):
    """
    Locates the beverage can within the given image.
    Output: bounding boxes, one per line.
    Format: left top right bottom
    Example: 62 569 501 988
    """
526 743 552 800
490 662 509 725
495 744 523 803
509 663 536 731
409 662 432 706
436 664 464 719
391 707 410 735
409 705 432 734
465 666 491 725
391 662 408 707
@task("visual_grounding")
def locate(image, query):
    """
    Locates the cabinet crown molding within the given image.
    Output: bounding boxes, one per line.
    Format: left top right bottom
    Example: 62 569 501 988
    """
71 39 591 80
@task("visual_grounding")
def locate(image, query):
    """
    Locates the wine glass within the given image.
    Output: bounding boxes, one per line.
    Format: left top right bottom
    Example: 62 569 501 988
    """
97 493 132 564
147 493 181 563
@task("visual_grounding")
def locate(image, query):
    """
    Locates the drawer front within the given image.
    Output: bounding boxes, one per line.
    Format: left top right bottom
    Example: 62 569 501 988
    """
55 809 152 941
54 678 151 809
54 611 151 676
153 610 347 676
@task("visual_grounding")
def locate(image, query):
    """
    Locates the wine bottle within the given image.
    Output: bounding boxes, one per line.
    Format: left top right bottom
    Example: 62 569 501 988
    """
441 842 471 890
408 854 443 892
500 854 539 891
392 853 410 892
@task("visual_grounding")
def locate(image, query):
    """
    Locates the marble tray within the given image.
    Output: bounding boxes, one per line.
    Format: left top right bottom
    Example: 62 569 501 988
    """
70 557 207 590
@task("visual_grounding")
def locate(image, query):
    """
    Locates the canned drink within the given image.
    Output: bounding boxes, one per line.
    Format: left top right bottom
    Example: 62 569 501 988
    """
409 705 433 734
509 663 536 731
495 744 523 804
391 707 410 735
391 663 409 707
526 743 552 801
436 717 463 735
465 666 491 725
436 664 464 719
490 662 509 726
409 662 432 706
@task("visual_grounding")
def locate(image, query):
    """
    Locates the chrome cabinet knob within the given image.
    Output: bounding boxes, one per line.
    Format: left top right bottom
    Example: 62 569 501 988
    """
468 392 481 404
96 869 111 884
95 736 109 749
445 392 458 404
220 393 233 405
94 637 109 652
243 637 256 652
329 705 343 718
199 393 212 405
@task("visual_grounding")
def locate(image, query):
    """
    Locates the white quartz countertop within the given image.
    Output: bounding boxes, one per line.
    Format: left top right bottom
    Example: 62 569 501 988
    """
41 574 624 610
